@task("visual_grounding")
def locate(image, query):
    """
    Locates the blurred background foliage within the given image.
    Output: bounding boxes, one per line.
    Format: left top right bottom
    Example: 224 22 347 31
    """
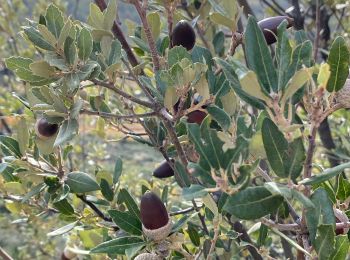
0 0 349 259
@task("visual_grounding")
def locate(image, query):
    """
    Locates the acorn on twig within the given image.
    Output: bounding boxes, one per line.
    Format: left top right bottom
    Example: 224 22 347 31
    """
153 159 175 179
171 20 196 51
258 16 294 45
35 117 59 139
140 192 172 241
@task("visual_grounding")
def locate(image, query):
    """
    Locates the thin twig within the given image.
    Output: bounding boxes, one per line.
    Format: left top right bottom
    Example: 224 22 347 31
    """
80 109 157 120
261 218 300 232
313 0 320 61
91 79 154 108
94 0 139 67
76 194 113 222
131 0 161 71
0 247 13 260
170 206 195 216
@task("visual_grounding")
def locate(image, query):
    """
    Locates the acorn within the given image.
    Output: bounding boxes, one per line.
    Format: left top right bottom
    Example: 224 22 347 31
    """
140 192 172 241
187 110 207 125
35 118 59 139
134 253 161 260
153 159 174 179
258 16 294 45
171 20 196 51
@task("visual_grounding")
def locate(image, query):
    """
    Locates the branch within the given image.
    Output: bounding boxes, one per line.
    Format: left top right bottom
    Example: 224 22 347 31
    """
91 79 154 108
77 194 113 222
260 218 300 232
80 109 157 120
313 0 321 60
94 0 139 67
131 0 161 71
170 206 195 216
231 221 263 260
0 247 13 260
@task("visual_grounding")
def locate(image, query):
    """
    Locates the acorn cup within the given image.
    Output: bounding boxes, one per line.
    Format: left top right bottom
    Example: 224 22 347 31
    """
257 16 294 45
134 253 161 260
171 20 196 51
35 117 59 140
153 159 175 179
140 192 172 241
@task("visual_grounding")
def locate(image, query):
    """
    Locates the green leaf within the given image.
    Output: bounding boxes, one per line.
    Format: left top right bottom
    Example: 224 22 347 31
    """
113 157 123 184
30 61 55 78
117 189 140 221
45 4 64 39
306 188 335 243
261 118 288 177
206 105 231 131
54 119 79 147
326 36 350 92
22 183 46 203
91 237 145 254
245 16 277 92
188 225 200 246
146 12 161 39
58 19 73 48
223 186 284 220
38 24 57 46
64 37 77 65
0 136 22 158
330 235 349 260
53 198 75 215
23 26 55 51
63 73 80 95
314 224 335 260
281 68 311 105
77 28 93 61
108 210 142 236
215 58 264 109
192 46 214 69
182 185 208 201
174 160 191 188
276 22 292 90
107 40 122 66
299 161 350 185
168 46 191 67
47 221 78 237
286 40 313 84
65 172 100 193
336 176 350 201
103 0 117 30
100 179 114 201
284 137 305 181
87 3 104 29
264 182 314 210
16 117 29 156
237 70 271 102
209 12 235 30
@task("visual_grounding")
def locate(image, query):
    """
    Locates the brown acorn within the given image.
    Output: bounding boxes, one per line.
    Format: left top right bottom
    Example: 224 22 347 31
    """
187 110 207 125
171 20 196 51
258 16 294 45
140 192 172 241
153 159 174 179
35 118 59 139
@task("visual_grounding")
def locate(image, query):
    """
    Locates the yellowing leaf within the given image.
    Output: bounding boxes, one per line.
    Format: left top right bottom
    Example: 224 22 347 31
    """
239 71 271 102
317 63 331 88
164 87 178 111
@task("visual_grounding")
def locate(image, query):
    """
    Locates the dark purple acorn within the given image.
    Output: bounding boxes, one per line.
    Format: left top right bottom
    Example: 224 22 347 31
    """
153 160 174 179
35 118 59 139
140 192 169 230
187 110 207 125
258 16 294 45
171 20 196 51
